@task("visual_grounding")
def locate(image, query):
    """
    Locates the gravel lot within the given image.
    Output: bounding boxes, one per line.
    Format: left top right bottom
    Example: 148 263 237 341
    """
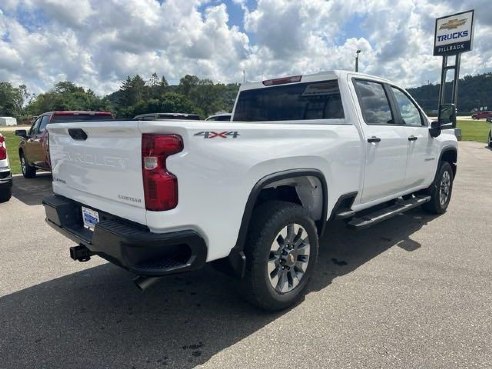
0 142 490 369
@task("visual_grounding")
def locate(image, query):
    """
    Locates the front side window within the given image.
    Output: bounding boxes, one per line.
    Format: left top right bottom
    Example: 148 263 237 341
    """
391 87 424 126
29 117 42 136
233 80 344 122
39 115 50 132
353 80 394 125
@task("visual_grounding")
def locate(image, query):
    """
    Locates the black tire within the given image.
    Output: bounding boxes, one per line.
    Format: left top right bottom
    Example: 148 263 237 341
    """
488 131 492 148
20 151 36 178
0 185 11 203
240 201 319 311
422 161 454 214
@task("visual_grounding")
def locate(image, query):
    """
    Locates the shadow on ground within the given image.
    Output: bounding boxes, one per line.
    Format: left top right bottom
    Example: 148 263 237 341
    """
0 209 434 369
11 172 52 206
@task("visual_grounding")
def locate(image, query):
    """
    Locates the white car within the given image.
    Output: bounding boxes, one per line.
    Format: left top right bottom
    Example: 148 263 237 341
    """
0 133 12 203
43 70 457 310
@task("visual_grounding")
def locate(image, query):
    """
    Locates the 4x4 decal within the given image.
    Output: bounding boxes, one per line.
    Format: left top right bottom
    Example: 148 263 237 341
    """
194 131 240 139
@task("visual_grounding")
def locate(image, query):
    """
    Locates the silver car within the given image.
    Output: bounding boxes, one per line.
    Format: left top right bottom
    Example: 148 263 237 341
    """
0 133 12 202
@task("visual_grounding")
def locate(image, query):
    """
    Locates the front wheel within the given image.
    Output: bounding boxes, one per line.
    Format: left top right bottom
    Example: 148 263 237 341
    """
422 161 454 214
20 152 36 178
240 201 319 311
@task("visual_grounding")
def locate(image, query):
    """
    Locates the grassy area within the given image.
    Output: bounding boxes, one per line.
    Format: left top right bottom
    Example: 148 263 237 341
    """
0 130 21 174
457 119 490 143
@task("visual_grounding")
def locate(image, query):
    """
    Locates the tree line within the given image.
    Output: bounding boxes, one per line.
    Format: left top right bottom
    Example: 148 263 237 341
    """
1 72 491 122
407 72 492 114
0 73 240 123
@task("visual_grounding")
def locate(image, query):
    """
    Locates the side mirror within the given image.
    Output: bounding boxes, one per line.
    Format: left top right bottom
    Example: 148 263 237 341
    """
429 104 456 138
15 129 27 138
429 120 441 138
437 103 456 128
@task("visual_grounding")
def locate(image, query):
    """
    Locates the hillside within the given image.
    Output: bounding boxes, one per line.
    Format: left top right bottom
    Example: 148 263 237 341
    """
407 73 492 114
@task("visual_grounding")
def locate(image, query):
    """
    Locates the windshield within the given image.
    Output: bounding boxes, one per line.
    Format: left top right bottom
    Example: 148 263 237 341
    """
233 80 344 122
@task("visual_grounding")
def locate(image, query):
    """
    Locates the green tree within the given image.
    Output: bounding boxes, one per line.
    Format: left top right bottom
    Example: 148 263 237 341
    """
26 81 108 115
0 82 28 118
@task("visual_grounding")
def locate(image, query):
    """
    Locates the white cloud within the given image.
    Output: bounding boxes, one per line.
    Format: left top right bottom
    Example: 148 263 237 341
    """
0 0 490 96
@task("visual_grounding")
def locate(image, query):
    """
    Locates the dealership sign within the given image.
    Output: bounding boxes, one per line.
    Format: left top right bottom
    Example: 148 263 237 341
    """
434 10 474 56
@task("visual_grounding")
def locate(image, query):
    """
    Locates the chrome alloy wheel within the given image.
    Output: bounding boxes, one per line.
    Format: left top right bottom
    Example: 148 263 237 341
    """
439 170 451 206
20 155 26 175
268 223 310 294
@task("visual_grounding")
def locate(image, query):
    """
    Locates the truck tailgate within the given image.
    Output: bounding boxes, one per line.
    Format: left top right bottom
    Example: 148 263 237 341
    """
48 121 147 224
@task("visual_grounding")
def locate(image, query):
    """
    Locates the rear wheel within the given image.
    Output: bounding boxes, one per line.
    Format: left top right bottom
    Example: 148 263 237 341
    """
20 152 36 178
422 161 454 214
240 201 319 311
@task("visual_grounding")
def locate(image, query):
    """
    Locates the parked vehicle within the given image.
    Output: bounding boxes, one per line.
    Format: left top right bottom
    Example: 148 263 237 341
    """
0 116 17 126
205 113 232 121
43 71 457 310
0 134 12 203
15 111 113 178
471 111 492 120
134 113 200 121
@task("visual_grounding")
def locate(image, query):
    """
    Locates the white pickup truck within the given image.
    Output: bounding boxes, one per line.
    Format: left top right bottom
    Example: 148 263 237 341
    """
43 70 458 310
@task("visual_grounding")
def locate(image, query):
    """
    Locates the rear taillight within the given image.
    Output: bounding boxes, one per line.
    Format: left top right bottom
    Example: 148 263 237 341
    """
142 134 183 211
0 136 6 160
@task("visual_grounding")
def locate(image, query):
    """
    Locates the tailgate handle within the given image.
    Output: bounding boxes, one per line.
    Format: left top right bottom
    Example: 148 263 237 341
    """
68 128 88 141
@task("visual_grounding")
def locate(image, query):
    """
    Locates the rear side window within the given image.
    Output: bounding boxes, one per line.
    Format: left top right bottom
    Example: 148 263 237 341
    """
233 80 344 122
50 114 113 123
354 80 394 125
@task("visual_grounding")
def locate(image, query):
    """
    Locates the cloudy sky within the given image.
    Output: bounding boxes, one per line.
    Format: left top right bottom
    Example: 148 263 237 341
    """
0 0 490 96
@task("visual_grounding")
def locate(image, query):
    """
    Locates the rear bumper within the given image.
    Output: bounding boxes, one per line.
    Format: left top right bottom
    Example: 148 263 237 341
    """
42 195 207 276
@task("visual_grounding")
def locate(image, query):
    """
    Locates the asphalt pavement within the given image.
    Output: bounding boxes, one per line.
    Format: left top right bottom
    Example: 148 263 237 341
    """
0 142 490 369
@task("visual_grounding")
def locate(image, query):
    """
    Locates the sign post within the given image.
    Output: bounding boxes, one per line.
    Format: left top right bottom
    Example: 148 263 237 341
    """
433 10 474 132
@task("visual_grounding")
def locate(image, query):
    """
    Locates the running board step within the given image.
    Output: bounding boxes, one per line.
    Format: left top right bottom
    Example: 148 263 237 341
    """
347 195 431 230
335 210 356 220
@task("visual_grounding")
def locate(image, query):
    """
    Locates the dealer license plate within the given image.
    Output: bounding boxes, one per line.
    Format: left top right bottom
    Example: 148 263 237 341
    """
82 206 99 231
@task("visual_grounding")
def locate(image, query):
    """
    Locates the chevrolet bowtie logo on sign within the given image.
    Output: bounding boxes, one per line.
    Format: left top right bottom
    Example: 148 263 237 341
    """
439 18 467 30
434 10 474 56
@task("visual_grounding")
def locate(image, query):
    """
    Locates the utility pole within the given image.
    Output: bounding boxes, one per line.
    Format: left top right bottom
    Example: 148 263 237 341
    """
355 50 361 72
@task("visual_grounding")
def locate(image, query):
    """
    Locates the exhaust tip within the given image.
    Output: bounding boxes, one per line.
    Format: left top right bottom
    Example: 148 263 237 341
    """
133 275 162 291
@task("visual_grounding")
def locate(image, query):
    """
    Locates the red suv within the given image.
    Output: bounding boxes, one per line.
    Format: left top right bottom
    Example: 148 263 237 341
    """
15 111 113 178
471 111 492 120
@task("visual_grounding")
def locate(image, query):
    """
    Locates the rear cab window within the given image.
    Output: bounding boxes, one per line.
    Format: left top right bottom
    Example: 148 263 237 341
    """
233 79 344 122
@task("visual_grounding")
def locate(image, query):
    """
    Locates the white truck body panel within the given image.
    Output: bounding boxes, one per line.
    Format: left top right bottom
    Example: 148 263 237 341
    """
47 70 457 262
